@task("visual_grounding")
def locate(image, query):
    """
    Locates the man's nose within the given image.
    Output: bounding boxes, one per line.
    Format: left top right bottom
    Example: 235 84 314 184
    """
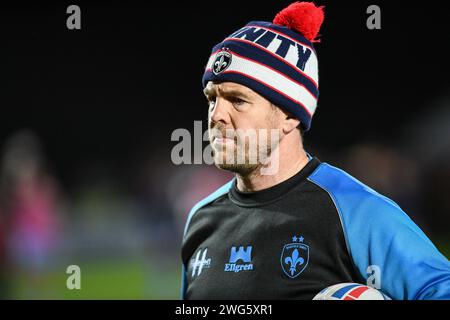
209 97 230 124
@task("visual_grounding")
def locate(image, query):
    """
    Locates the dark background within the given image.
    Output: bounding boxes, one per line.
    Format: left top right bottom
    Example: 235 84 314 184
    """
0 1 449 298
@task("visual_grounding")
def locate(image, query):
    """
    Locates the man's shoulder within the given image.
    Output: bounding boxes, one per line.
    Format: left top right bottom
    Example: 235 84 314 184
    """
308 161 406 220
308 161 427 264
182 179 234 237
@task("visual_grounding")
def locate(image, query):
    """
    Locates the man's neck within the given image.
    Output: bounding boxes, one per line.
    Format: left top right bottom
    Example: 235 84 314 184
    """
235 147 309 192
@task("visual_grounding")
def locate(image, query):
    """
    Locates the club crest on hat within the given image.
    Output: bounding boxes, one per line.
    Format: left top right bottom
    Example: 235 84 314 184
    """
212 48 232 75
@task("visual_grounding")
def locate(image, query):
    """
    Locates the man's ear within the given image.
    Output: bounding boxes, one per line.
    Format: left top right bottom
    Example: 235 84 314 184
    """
282 114 301 135
272 104 300 134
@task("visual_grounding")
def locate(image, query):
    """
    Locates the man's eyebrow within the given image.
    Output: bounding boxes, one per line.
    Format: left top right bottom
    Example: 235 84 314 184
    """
203 85 252 99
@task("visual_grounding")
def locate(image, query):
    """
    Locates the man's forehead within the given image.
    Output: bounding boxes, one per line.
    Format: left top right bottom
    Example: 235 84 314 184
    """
205 81 255 95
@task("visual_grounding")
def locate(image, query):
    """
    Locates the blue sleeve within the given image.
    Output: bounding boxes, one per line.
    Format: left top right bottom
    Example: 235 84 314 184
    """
309 163 450 300
180 264 187 300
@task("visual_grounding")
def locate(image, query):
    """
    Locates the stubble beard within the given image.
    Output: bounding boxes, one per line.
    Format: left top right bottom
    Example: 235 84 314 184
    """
209 124 279 176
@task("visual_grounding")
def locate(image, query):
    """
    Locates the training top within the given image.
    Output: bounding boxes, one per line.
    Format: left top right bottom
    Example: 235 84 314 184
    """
181 154 450 300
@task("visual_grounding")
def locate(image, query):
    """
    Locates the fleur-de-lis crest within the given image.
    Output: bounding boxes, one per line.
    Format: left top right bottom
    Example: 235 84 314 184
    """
280 236 309 278
212 50 232 75
284 248 304 276
214 55 227 70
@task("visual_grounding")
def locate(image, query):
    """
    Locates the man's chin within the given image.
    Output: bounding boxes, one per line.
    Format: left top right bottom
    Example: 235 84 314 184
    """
213 160 259 175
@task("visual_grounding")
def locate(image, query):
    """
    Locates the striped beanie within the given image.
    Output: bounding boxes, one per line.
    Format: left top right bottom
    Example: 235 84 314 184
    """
202 2 325 131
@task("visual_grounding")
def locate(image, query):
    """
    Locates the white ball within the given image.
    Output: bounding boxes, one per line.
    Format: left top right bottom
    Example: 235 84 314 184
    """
313 283 391 300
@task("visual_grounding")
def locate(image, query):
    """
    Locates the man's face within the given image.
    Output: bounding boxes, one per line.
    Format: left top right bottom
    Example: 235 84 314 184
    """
205 81 282 174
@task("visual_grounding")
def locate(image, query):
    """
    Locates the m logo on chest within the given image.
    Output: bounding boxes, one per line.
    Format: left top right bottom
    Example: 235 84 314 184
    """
190 248 211 278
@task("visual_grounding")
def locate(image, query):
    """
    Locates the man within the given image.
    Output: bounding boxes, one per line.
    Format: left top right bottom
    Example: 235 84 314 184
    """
181 2 450 299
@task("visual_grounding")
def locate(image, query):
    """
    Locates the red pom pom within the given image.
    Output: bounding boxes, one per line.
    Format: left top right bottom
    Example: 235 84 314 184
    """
273 2 325 43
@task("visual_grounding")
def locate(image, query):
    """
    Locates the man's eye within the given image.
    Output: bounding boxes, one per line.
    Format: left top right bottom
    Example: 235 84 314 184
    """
230 97 245 106
207 97 216 106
